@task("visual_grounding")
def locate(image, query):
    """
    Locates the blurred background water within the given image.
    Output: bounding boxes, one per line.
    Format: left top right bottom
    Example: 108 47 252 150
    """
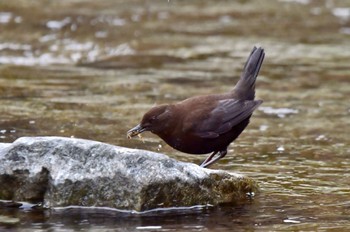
0 0 349 231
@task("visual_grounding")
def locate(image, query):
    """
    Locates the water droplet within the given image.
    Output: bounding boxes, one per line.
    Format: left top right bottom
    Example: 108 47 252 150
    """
315 134 327 141
283 219 301 224
0 12 12 24
277 146 285 152
259 124 269 131
259 106 299 118
246 192 255 197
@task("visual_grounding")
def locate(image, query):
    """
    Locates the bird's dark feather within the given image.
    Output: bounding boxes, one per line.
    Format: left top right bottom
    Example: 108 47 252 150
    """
190 99 262 138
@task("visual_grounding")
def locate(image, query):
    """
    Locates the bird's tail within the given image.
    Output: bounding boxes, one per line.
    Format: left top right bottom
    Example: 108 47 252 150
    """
232 46 265 100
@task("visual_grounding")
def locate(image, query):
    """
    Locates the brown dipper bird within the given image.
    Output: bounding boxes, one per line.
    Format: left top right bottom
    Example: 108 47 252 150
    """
127 46 265 168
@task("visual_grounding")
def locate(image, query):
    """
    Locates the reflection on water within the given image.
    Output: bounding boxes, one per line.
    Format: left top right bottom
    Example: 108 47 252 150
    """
1 0 350 231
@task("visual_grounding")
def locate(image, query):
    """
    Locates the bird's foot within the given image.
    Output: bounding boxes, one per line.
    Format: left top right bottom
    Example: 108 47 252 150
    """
200 150 227 168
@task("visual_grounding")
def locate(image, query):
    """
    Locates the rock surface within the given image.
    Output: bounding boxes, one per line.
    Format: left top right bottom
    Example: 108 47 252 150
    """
0 137 258 211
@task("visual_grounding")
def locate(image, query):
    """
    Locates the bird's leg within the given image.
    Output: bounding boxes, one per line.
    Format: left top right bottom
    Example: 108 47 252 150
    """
200 150 228 168
200 151 218 167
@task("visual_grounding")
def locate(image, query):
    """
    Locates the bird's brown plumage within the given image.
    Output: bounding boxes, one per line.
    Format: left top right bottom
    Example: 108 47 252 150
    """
127 46 265 168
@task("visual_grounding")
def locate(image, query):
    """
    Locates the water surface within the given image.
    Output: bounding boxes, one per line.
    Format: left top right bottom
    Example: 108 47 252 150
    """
0 0 349 231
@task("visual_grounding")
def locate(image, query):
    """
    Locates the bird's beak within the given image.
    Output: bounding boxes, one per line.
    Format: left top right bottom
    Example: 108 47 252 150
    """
127 124 146 139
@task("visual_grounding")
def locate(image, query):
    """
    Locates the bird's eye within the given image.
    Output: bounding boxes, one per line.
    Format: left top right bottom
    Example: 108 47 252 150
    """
149 116 156 123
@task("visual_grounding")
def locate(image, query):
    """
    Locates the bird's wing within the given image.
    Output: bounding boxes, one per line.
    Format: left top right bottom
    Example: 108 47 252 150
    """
188 99 262 138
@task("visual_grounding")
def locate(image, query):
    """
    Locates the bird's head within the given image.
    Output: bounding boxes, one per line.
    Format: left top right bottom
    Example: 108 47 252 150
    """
127 104 173 139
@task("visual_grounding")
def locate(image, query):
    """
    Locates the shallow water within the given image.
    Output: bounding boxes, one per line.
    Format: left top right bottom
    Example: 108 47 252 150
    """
1 0 350 231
